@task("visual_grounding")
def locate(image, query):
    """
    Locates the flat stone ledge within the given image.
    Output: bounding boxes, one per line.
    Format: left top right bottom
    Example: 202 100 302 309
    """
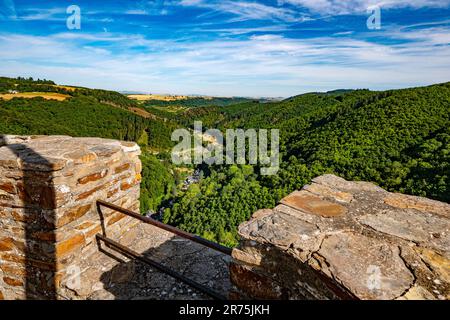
0 135 140 172
232 174 450 300
85 223 231 300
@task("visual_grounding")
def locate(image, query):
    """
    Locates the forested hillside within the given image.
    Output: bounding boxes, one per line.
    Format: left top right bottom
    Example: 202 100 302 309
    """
0 77 177 149
163 83 450 246
1 76 448 247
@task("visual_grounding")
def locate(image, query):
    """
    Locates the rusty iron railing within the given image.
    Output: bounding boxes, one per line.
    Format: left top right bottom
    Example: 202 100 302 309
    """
96 200 231 300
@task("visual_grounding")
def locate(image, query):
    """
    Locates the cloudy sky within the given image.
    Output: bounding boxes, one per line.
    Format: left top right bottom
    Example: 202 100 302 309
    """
0 0 449 97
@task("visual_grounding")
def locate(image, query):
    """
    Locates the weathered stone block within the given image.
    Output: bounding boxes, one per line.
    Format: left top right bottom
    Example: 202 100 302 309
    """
0 264 26 278
230 262 285 299
0 181 16 194
233 174 450 300
317 232 414 300
56 204 92 228
384 193 450 218
65 149 97 165
55 234 86 257
0 135 142 299
303 183 353 203
77 169 108 185
0 252 26 264
0 237 15 251
281 191 347 217
76 183 109 201
107 212 126 227
231 248 262 266
114 163 130 174
3 276 23 287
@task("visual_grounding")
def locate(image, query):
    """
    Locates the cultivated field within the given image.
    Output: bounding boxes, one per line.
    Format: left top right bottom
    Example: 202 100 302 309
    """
53 85 77 91
127 94 190 101
0 92 70 101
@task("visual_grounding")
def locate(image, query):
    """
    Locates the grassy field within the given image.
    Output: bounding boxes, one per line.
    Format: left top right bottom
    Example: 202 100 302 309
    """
150 105 187 113
0 92 70 101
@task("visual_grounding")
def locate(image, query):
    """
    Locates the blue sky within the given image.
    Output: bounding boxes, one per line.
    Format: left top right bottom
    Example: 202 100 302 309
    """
0 0 449 97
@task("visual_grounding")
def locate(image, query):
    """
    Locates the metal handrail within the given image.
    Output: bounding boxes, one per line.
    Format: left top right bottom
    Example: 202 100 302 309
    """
97 199 232 255
95 199 232 300
95 234 227 300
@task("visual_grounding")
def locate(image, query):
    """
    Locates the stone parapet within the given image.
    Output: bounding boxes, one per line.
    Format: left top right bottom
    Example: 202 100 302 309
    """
0 135 142 299
231 174 450 300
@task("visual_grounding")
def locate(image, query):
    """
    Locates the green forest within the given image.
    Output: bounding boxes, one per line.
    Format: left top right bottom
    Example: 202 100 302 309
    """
162 84 450 245
1 76 449 247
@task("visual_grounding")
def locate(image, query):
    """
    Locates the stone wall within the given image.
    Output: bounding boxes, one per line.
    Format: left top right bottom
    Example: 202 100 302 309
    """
231 174 450 300
0 135 142 299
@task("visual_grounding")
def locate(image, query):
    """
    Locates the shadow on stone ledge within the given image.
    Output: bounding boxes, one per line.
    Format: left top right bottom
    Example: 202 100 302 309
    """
92 226 231 300
0 135 58 299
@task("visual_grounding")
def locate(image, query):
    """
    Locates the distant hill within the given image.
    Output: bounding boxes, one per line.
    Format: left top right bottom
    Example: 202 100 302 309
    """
141 96 255 107
128 93 261 105
324 89 355 95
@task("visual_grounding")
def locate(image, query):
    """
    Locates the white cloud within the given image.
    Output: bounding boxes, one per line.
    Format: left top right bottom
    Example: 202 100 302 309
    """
125 9 149 15
278 0 450 15
194 25 289 36
125 0 171 16
179 0 306 22
0 25 449 97
14 7 66 21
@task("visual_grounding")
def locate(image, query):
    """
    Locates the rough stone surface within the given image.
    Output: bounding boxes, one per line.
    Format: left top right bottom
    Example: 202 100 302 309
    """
232 174 450 300
87 223 231 300
318 232 413 300
281 191 347 217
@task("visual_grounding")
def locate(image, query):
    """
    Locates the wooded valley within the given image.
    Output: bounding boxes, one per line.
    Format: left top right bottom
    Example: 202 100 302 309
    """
1 76 448 246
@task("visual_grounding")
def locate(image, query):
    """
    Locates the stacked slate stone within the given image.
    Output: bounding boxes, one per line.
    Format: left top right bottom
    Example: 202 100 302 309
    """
0 135 141 299
231 174 449 300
